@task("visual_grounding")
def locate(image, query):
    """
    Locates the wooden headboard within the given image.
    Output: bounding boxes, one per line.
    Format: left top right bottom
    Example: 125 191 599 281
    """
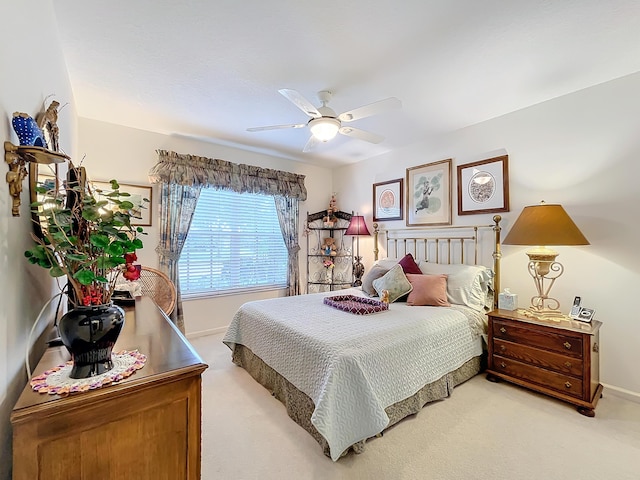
373 215 503 308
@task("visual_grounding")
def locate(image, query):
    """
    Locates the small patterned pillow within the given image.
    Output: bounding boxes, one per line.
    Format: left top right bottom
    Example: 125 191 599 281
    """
372 264 413 303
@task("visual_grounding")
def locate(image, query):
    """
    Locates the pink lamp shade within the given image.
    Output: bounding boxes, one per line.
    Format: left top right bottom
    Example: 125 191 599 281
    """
345 215 371 236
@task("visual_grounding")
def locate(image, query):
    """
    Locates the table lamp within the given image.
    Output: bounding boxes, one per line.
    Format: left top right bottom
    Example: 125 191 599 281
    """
345 214 371 287
502 201 589 316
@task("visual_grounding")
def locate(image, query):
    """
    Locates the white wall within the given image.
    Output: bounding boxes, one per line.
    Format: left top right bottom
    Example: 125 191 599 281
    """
76 118 333 335
0 2 77 477
333 72 640 399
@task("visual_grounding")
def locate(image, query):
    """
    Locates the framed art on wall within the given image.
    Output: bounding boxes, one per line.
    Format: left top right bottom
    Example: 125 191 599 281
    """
373 178 403 221
457 155 509 215
91 180 153 226
406 159 452 226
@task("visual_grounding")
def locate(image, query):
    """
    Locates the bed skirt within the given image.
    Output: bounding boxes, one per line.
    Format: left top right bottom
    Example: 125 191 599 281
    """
229 343 482 459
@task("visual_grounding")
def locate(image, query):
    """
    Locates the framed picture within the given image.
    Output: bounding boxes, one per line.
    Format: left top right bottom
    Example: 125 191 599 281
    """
406 159 452 226
91 180 153 226
457 155 509 215
576 307 595 323
373 178 403 221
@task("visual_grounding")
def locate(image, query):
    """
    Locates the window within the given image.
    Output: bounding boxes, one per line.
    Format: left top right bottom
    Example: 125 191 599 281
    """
179 189 288 296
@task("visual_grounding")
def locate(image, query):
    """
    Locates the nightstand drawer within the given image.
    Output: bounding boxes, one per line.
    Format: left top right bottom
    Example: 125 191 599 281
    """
493 338 583 376
492 319 583 358
493 355 583 398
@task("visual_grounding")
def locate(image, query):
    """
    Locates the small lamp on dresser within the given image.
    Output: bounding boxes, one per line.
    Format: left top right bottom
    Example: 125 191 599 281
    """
345 214 371 287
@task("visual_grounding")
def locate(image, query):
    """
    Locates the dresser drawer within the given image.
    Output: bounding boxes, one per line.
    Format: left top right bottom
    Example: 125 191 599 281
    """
492 319 583 358
493 338 583 376
492 355 583 398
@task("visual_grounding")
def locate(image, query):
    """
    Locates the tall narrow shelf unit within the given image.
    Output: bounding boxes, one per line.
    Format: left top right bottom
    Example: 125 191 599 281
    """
306 210 353 293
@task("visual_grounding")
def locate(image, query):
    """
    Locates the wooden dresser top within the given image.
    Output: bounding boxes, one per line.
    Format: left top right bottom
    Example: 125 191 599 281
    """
489 309 602 335
12 297 207 421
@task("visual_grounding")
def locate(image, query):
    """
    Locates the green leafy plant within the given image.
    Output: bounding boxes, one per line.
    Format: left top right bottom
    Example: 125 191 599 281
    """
25 176 147 307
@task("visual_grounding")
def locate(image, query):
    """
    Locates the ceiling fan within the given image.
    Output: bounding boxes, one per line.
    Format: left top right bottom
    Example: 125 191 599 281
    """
247 89 402 152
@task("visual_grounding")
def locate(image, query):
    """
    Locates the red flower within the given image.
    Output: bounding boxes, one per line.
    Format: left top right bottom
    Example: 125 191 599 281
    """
123 263 141 281
124 252 137 264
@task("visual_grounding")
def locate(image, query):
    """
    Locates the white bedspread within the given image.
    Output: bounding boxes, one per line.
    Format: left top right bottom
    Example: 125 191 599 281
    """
223 288 485 460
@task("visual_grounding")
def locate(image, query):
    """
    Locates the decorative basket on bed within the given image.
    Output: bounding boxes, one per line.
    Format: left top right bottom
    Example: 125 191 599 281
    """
323 295 388 315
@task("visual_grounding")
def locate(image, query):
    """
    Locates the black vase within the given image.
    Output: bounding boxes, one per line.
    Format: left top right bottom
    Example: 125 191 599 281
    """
58 303 125 379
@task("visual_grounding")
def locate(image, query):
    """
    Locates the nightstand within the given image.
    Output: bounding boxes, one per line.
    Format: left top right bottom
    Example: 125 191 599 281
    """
486 309 603 417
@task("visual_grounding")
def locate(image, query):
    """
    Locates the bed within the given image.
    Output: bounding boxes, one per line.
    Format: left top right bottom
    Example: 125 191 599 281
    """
223 216 503 460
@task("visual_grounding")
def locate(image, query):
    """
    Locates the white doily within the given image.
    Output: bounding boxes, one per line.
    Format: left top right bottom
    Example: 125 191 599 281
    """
30 350 147 395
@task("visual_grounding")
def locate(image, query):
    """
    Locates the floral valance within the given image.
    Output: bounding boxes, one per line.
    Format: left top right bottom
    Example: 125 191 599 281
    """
149 150 307 200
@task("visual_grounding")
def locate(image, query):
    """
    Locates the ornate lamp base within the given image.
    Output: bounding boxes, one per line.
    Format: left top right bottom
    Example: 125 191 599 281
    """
352 256 365 287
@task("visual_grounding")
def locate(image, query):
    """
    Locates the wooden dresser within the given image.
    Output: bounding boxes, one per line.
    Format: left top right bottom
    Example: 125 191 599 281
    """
11 297 208 479
486 309 602 417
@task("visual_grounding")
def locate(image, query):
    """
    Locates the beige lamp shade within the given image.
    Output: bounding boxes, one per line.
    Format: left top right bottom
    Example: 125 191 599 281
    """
502 203 589 246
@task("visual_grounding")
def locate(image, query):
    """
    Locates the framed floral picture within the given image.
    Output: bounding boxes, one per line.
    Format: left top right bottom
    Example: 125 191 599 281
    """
91 180 153 226
406 159 452 226
457 155 509 215
373 178 403 221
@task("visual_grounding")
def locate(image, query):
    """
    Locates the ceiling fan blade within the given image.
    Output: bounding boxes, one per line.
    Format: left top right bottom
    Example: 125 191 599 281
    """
302 135 319 152
337 97 402 122
247 123 306 132
278 89 322 118
339 126 384 144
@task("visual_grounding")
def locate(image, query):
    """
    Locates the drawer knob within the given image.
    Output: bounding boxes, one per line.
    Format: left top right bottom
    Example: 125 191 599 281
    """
500 327 506 334
565 382 572 389
564 341 572 350
500 345 506 352
500 362 507 369
564 361 572 369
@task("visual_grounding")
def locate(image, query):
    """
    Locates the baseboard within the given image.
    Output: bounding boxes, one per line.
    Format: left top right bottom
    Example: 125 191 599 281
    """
602 383 640 404
186 326 228 339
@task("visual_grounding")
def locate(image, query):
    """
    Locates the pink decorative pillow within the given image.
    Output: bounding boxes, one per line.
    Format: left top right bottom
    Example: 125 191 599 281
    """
398 253 422 275
406 274 450 307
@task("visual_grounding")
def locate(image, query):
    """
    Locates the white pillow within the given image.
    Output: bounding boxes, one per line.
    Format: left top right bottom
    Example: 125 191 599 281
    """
419 261 493 311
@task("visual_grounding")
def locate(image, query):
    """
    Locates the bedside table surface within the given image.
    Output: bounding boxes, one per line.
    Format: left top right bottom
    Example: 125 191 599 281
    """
488 309 602 335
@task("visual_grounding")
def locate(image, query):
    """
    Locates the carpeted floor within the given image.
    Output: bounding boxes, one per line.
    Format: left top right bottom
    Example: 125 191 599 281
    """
190 333 640 480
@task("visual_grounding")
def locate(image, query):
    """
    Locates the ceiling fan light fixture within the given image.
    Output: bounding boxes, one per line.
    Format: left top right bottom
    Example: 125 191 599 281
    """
309 117 340 142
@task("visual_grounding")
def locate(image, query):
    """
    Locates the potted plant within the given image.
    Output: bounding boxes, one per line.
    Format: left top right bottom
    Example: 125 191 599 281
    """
24 168 148 378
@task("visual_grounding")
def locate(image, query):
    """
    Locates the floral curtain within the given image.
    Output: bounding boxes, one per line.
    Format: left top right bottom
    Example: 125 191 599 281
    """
155 183 202 333
150 150 307 199
149 150 306 328
274 195 301 296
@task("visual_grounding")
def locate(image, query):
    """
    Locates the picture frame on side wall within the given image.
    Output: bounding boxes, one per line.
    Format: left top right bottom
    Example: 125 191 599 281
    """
373 178 403 221
406 159 452 226
457 155 510 215
90 180 153 226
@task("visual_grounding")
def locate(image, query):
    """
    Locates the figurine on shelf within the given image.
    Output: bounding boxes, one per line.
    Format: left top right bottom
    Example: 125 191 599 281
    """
36 100 61 152
329 193 337 213
323 193 339 227
322 237 337 256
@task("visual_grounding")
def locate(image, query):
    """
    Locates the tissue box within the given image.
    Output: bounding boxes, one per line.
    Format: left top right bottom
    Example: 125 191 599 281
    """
498 291 518 311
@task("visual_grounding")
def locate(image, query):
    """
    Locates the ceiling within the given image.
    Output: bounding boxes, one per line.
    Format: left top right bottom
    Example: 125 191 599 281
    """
52 0 640 167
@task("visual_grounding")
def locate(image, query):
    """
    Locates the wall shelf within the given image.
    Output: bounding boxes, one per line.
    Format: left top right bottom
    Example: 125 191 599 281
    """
4 141 69 217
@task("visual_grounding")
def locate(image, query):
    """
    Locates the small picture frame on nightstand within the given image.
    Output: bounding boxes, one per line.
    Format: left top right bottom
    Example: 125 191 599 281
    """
576 307 595 323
